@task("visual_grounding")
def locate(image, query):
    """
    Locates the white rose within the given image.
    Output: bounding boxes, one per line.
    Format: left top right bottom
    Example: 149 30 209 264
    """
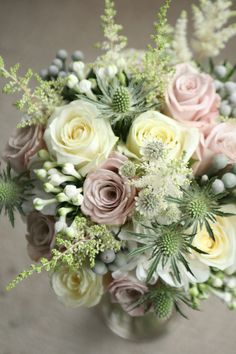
44 100 118 176
125 111 199 161
51 267 104 308
192 205 236 271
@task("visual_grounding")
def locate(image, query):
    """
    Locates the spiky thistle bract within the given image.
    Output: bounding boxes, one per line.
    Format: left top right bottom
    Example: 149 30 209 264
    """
129 222 205 284
136 281 194 319
78 74 158 140
0 164 34 226
167 179 234 240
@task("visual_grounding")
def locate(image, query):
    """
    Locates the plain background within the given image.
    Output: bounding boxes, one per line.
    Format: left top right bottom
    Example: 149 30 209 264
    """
0 1 236 353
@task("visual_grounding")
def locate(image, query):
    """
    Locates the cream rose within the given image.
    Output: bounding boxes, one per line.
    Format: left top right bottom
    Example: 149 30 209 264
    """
44 100 118 176
192 206 236 270
51 267 104 308
125 111 199 161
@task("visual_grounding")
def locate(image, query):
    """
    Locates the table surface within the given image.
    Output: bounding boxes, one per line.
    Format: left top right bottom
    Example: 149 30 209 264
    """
0 1 236 353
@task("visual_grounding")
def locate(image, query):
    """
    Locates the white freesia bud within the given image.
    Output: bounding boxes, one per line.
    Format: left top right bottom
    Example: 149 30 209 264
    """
47 168 59 176
49 173 76 186
226 278 236 289
79 80 97 100
97 67 106 79
33 197 57 211
64 185 77 199
73 61 85 80
67 74 79 89
58 207 74 217
62 163 81 179
79 79 91 93
55 217 67 233
34 169 47 181
43 161 58 171
44 182 61 194
56 192 69 203
71 192 84 206
212 277 223 288
106 65 118 79
38 149 51 161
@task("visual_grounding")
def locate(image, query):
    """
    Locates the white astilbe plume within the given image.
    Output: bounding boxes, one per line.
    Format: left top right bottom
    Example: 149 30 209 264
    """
171 11 193 64
191 0 236 59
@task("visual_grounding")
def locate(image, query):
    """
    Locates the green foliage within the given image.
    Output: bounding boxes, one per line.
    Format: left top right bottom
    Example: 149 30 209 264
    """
0 164 33 226
135 0 174 102
97 0 127 55
7 216 121 290
0 56 65 127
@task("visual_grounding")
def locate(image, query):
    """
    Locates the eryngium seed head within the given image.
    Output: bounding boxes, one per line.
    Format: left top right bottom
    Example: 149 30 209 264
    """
0 181 21 206
159 229 182 257
153 290 174 320
112 87 131 113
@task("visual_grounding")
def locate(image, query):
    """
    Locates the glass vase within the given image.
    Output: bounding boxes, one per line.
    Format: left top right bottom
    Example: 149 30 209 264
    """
100 294 172 341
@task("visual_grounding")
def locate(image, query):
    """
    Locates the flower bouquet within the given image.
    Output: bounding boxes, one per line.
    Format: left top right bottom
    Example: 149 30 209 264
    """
1 0 236 340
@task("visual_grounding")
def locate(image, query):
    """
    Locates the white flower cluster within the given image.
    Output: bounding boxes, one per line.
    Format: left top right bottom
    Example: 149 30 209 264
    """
170 0 236 62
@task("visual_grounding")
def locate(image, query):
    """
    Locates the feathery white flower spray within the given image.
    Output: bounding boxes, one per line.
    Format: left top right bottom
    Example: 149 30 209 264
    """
170 11 193 64
191 0 236 59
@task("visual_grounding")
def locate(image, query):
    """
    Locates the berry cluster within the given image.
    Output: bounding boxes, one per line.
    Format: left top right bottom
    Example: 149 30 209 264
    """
40 49 84 80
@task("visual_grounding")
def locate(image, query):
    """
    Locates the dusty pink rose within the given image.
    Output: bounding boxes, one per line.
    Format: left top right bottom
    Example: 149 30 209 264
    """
195 122 236 175
165 63 220 135
3 125 45 172
81 152 136 225
108 276 149 317
26 211 55 262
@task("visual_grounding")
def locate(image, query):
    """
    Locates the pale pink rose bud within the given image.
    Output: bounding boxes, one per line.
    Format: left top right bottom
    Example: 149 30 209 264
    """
165 63 220 135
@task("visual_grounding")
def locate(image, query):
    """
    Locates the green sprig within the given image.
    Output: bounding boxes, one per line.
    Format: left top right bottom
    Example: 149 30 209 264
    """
7 216 121 290
96 0 127 55
135 0 173 102
0 56 65 127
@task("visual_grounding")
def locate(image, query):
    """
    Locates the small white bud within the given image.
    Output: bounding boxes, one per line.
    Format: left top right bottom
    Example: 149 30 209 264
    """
73 61 85 79
226 278 236 289
78 79 92 93
43 182 61 194
64 185 77 199
34 169 47 181
106 65 118 79
49 174 67 186
33 198 56 211
71 192 84 206
97 67 106 79
55 217 67 233
67 74 79 89
56 192 69 203
62 163 81 178
43 161 58 171
58 207 74 217
212 277 223 288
